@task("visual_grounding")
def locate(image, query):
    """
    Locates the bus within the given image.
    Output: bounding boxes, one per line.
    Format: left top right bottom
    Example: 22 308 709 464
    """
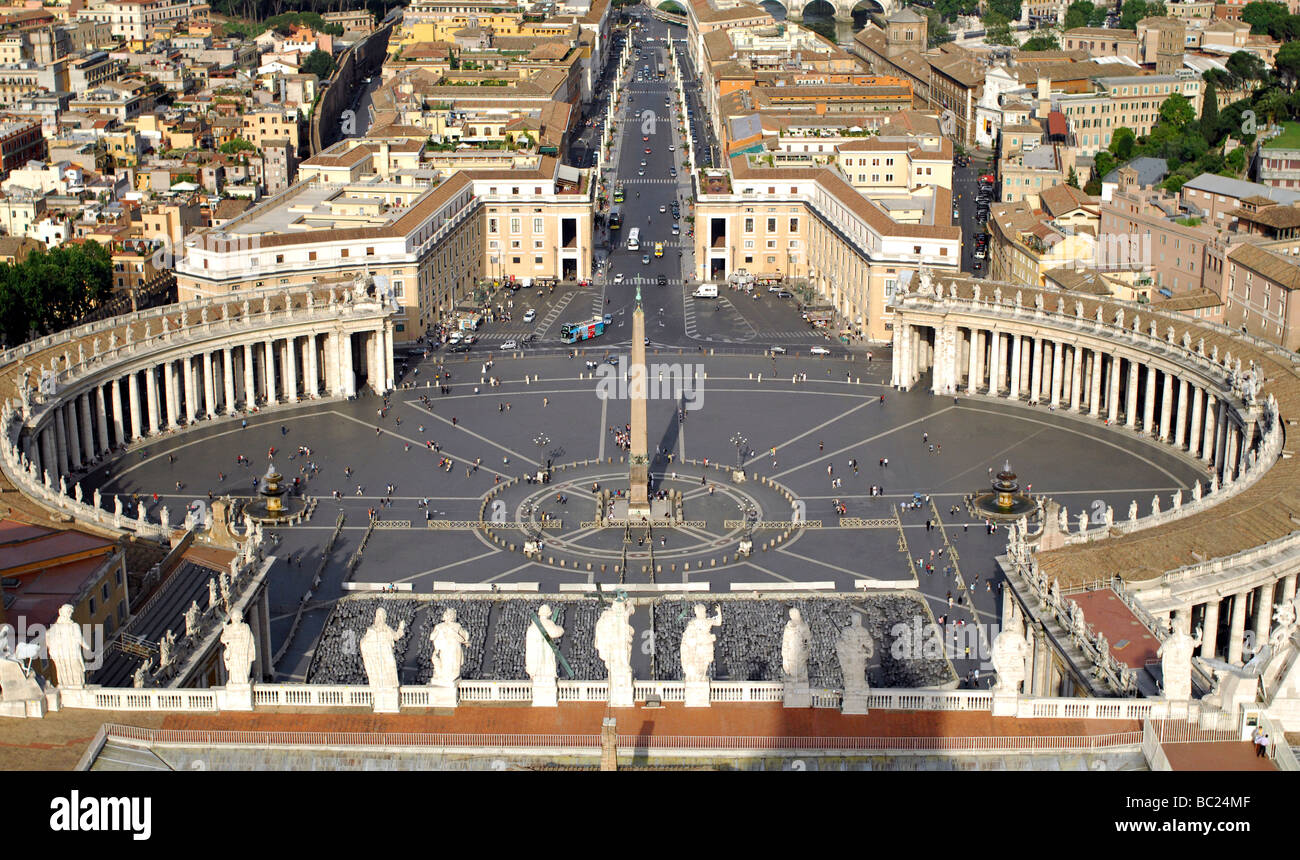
654 241 664 257
560 318 606 344
627 227 641 251
657 62 665 79
614 184 625 203
610 209 623 230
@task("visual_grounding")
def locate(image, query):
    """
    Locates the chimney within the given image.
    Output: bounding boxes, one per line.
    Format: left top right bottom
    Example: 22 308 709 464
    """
1036 76 1050 119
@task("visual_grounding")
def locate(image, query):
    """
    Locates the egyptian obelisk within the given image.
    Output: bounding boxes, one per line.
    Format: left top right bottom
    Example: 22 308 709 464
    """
627 286 651 518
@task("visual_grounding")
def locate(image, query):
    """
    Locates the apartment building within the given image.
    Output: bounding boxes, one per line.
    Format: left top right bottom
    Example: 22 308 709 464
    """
1056 71 1203 156
1179 173 1300 226
0 119 45 178
1060 28 1141 62
77 0 211 43
1223 243 1300 350
693 156 961 341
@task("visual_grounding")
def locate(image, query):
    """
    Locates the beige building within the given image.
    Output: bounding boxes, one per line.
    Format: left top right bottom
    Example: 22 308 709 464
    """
1060 27 1141 62
1223 243 1300 350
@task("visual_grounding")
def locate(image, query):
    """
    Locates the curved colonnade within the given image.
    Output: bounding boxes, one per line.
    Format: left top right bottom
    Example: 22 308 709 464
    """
0 283 399 537
889 274 1300 670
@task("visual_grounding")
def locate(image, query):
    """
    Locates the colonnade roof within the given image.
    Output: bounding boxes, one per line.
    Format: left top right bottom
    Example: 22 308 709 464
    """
909 275 1300 587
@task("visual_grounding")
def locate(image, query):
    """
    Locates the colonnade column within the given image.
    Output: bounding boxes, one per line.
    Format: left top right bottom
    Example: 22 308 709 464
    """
1227 592 1248 664
166 361 180 428
129 372 144 440
988 330 1002 395
1284 574 1298 606
1049 340 1063 407
243 343 256 408
264 339 277 404
1214 400 1228 468
1030 337 1043 404
340 331 356 398
1188 385 1203 456
1008 333 1022 400
1142 364 1157 434
285 335 299 403
1225 425 1240 480
1089 349 1103 417
78 392 94 463
306 336 319 398
224 348 236 415
203 352 216 418
965 328 978 394
94 386 109 455
65 403 82 470
1253 581 1275 656
1174 377 1190 449
1200 599 1219 659
1108 355 1121 423
110 379 126 447
1202 394 1218 464
383 324 395 391
1069 345 1083 411
1157 371 1173 442
183 356 197 424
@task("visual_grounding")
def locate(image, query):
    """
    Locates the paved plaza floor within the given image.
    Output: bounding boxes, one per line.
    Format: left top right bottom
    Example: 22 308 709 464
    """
82 349 1207 683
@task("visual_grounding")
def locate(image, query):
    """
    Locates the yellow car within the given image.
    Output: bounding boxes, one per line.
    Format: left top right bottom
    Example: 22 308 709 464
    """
654 242 664 257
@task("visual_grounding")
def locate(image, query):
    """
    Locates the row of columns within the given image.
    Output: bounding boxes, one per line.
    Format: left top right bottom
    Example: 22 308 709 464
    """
1192 573 1298 665
26 326 390 481
894 321 1253 481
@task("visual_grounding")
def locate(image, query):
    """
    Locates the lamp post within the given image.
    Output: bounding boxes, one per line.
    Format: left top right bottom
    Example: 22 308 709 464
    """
730 432 748 469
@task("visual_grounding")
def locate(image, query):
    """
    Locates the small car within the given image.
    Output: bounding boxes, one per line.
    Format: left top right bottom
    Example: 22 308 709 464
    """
523 309 537 322
645 147 652 154
448 342 472 353
501 339 518 350
671 224 679 234
613 273 625 283
775 290 793 299
809 346 831 356
770 345 787 355
657 274 667 285
659 205 666 213
641 254 650 264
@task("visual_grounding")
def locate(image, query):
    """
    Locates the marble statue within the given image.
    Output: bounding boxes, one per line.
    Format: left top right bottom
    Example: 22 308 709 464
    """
1074 300 1083 318
262 296 271 314
160 506 170 531
993 286 1003 304
109 332 118 350
220 608 256 686
836 614 874 694
1270 599 1299 652
360 608 406 688
42 469 50 489
1157 624 1201 701
200 307 209 325
680 604 723 683
219 572 231 611
1128 500 1138 522
594 599 634 688
781 608 812 685
114 495 123 522
1192 481 1202 502
1077 511 1088 534
1151 494 1161 516
158 629 174 667
1095 305 1104 323
46 604 87 689
74 483 82 504
1015 290 1023 307
1070 601 1087 639
1056 297 1065 315
525 604 565 685
992 611 1031 695
136 501 146 524
208 577 219 610
972 284 981 302
1173 489 1183 510
93 488 101 510
242 300 250 318
1105 505 1114 528
429 608 468 685
1182 331 1192 350
184 600 201 637
161 317 169 335
1057 506 1068 532
1034 292 1044 311
59 475 66 497
132 659 151 689
917 266 933 295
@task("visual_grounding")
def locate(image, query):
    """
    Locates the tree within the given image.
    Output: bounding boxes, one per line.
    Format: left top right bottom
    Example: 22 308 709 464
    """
0 243 111 347
1159 92 1196 128
1259 87 1290 124
1063 0 1106 29
987 0 1021 21
1109 126 1136 159
1276 40 1300 90
301 49 336 80
1226 146 1247 173
1242 1 1290 35
984 12 1015 45
1066 166 1079 188
1201 78 1220 140
1021 34 1060 50
1119 0 1166 30
219 137 258 156
1093 149 1116 181
1226 50 1269 87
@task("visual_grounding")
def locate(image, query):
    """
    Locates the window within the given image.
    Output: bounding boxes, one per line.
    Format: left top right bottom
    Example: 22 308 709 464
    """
308 252 316 261
488 219 498 233
744 218 754 233
88 597 95 614
767 218 776 232
533 217 543 233
341 248 349 258
276 254 284 263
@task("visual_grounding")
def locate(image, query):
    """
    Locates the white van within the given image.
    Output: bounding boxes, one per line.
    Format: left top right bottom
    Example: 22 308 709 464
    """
692 284 718 298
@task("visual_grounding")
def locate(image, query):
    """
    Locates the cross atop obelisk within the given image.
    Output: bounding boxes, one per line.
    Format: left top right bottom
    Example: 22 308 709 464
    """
627 286 651 518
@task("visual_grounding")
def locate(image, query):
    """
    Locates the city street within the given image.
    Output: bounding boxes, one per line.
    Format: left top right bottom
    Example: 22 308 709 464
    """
953 155 995 278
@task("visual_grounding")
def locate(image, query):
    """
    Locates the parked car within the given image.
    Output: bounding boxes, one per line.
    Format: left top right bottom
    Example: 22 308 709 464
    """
775 290 793 299
501 339 518 350
770 345 787 355
809 346 831 356
448 342 472 353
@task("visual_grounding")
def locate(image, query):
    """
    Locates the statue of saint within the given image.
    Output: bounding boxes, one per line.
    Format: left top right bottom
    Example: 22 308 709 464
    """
836 614 873 695
46 604 88 689
133 659 151 689
992 611 1031 695
1157 623 1201 701
680 604 722 683
220 608 257 686
525 604 564 685
781 607 811 685
360 608 406 689
594 599 634 683
184 600 201 637
429 608 468 685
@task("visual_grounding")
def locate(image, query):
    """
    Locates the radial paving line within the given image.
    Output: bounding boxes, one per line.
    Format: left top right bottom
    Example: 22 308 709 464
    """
929 496 994 655
406 402 540 467
773 406 956 480
328 412 511 479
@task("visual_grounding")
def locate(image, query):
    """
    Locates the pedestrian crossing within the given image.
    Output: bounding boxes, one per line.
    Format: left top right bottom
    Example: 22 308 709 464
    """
532 290 576 339
614 177 677 185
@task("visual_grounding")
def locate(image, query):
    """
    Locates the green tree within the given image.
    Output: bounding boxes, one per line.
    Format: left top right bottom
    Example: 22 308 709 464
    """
0 242 111 346
1021 34 1060 50
1063 0 1106 29
301 48 336 80
1201 77 1220 139
984 12 1015 45
1227 50 1269 86
1109 126 1136 159
1066 166 1079 188
986 0 1021 21
1259 87 1290 123
1226 146 1247 173
1093 149 1116 180
1242 1 1290 35
1276 40 1300 89
1158 92 1196 128
219 137 257 155
1119 0 1166 30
